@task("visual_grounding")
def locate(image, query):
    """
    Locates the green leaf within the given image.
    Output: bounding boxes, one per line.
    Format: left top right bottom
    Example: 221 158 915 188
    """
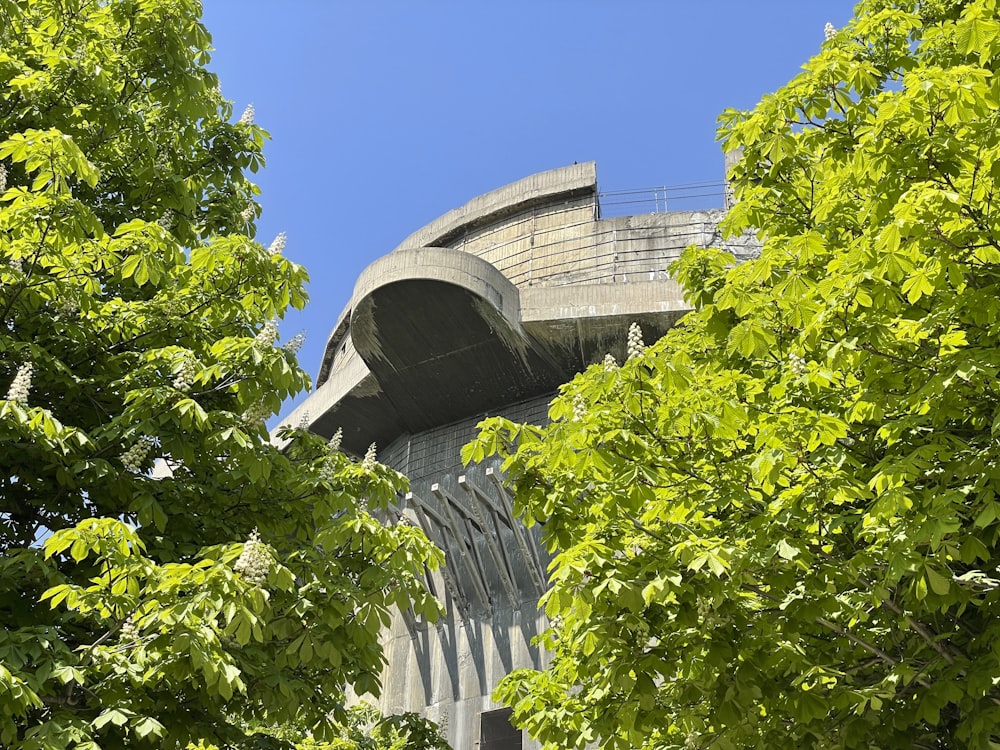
93 708 132 729
132 716 165 739
777 539 800 560
925 566 950 596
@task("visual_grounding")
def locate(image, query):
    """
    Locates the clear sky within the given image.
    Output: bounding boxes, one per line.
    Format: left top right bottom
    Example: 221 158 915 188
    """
201 1 859 420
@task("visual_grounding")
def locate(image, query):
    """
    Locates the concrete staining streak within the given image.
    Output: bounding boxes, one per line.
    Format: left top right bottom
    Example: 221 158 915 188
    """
349 296 390 370
470 294 533 369
278 160 760 750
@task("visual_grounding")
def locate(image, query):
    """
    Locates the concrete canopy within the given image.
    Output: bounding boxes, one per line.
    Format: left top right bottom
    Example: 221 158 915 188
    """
348 247 568 438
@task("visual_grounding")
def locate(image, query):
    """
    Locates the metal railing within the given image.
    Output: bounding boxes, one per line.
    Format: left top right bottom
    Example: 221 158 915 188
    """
443 180 746 288
597 181 727 217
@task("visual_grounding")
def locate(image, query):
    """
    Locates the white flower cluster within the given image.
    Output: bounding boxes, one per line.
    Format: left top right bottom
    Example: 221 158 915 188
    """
328 427 343 451
119 615 139 644
268 232 287 255
297 410 311 429
57 295 79 317
627 322 645 360
254 319 278 347
121 435 156 473
282 332 305 355
0 163 7 193
241 400 270 425
158 209 175 230
603 353 617 372
572 394 586 422
239 103 255 126
824 22 836 41
6 361 33 404
319 457 337 482
240 204 255 222
9 257 22 273
234 528 270 586
788 352 807 378
173 356 197 391
362 442 377 470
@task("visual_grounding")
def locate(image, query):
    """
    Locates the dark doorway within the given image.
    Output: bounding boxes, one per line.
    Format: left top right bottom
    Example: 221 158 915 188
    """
480 708 521 750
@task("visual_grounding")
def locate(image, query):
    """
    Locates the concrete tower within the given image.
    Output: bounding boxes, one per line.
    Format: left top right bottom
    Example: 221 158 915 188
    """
281 162 757 750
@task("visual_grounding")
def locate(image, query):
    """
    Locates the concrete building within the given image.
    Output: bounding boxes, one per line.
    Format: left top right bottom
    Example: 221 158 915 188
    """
280 162 757 750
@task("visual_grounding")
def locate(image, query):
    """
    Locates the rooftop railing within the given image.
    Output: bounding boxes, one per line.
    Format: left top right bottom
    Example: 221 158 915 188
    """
597 181 728 217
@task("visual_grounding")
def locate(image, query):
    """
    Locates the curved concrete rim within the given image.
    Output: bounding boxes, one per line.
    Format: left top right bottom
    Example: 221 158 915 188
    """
350 246 522 331
392 162 596 253
318 248 520 389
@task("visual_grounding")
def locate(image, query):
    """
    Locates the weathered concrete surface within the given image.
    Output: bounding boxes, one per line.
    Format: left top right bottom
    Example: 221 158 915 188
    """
276 162 760 750
351 275 565 435
377 460 552 750
520 279 691 371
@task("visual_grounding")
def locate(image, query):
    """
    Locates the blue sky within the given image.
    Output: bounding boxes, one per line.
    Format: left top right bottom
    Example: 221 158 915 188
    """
201 1 858 418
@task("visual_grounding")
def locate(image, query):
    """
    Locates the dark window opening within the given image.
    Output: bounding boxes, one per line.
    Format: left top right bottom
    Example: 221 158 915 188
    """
481 708 520 750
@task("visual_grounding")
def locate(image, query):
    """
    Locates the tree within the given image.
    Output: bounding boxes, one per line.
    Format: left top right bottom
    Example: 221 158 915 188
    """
466 0 1000 747
240 704 450 750
0 1 441 748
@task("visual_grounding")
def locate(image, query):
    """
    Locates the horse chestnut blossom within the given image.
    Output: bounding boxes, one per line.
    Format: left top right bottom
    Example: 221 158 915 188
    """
788 352 807 378
5 361 32 404
57 296 80 317
362 442 377 470
254 319 278 348
626 321 645 360
268 232 287 255
239 103 255 126
172 356 197 391
234 529 270 586
241 400 270 425
120 436 156 473
328 427 343 452
282 332 305 355
603 353 618 372
118 616 139 645
824 22 836 41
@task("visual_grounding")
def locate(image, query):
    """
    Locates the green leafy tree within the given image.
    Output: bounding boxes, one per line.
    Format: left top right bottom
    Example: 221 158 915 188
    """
234 704 450 750
467 0 1000 748
0 1 441 748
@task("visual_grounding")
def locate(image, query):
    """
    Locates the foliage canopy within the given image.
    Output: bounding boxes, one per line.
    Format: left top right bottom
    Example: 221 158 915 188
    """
468 0 1000 747
0 1 441 748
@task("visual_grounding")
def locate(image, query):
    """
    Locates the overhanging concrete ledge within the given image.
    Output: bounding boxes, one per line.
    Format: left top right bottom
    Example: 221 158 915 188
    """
349 247 567 433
